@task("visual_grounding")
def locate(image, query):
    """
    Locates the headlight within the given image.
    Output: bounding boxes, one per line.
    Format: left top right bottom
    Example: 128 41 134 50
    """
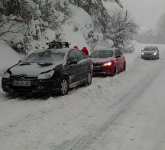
141 52 144 55
3 71 10 78
38 70 54 79
153 52 157 55
104 62 112 66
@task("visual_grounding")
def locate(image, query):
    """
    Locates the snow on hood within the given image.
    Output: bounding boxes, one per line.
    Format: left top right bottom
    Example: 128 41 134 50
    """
92 57 115 63
10 61 62 76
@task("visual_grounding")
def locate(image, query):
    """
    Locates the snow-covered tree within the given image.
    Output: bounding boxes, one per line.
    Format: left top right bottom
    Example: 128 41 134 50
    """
0 13 22 37
108 8 139 47
157 13 165 35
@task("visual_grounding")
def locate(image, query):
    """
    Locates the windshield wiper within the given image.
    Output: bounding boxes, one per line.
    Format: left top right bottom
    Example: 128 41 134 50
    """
37 62 53 66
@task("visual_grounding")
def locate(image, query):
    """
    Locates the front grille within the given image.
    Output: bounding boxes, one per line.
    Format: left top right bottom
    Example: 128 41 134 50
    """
144 53 152 56
10 75 37 80
93 63 103 66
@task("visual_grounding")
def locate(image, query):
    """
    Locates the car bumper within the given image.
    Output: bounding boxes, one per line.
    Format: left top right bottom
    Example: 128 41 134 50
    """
1 78 60 94
93 66 113 75
142 55 158 59
93 70 113 75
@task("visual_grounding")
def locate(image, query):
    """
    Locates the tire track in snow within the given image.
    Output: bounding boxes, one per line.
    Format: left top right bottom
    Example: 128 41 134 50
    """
53 59 165 150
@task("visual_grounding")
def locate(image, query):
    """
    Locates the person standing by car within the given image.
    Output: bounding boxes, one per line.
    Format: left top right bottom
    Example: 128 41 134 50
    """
81 47 89 56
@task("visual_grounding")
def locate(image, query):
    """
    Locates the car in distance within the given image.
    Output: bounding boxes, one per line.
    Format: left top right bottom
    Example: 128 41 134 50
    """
2 48 93 96
141 46 159 60
90 48 126 76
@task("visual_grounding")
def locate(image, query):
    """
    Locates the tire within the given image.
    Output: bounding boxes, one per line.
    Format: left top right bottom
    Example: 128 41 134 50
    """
60 78 69 95
86 72 92 85
111 66 116 77
123 63 126 71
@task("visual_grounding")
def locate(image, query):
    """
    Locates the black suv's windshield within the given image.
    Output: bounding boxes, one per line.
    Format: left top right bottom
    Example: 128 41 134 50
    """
91 50 114 58
24 51 65 63
144 47 156 51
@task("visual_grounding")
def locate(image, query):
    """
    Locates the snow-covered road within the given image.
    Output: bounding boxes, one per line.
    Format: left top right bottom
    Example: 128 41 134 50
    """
0 44 165 150
88 56 165 150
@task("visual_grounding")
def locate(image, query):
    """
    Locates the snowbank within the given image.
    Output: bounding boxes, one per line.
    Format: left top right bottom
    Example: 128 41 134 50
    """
62 4 94 50
0 40 21 76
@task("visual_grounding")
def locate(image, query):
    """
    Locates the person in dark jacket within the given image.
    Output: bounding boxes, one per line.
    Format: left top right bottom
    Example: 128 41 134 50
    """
81 47 89 56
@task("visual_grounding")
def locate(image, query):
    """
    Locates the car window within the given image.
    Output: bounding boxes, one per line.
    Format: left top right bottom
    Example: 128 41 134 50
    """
68 50 78 62
75 50 86 61
90 50 114 58
144 47 156 51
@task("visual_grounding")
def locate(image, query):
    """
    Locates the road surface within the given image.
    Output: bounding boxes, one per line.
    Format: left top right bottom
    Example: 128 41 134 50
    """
0 44 165 150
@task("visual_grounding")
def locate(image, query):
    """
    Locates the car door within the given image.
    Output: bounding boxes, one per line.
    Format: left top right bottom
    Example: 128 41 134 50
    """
68 50 81 84
75 50 88 80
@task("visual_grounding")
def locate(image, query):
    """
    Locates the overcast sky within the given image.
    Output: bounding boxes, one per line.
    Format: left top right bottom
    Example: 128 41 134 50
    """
121 0 165 29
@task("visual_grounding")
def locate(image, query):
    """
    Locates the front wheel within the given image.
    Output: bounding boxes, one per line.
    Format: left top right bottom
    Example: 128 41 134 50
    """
123 63 126 71
60 78 69 95
86 72 92 85
111 66 116 77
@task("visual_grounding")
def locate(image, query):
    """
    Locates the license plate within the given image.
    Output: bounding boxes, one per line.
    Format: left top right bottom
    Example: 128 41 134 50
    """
13 81 31 87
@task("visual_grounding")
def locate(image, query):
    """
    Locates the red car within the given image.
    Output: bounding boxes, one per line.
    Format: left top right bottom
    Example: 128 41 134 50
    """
90 48 126 76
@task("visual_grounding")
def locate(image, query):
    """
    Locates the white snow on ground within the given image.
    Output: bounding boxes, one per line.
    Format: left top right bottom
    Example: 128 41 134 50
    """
0 42 165 150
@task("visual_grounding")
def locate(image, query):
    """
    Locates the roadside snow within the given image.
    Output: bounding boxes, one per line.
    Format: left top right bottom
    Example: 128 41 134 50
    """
0 40 21 76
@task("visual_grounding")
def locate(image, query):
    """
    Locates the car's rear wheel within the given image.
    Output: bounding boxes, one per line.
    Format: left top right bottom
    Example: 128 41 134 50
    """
112 66 116 77
86 72 92 85
123 63 126 71
60 78 69 95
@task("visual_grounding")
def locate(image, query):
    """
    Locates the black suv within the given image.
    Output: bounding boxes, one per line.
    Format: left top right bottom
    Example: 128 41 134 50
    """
141 46 159 60
2 43 92 95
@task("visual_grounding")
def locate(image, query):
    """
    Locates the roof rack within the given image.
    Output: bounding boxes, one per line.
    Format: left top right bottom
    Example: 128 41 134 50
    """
46 41 70 49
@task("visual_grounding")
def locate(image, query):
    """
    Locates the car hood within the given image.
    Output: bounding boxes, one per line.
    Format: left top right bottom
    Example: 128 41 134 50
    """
10 62 62 77
92 57 114 63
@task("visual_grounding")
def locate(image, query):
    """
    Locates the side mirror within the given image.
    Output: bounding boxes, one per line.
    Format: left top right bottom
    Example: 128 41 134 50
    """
68 60 78 65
